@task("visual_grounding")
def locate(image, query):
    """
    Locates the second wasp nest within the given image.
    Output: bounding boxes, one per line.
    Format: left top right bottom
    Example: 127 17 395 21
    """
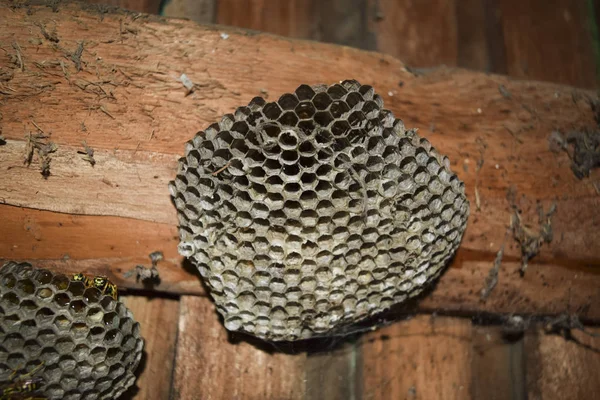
0 262 143 399
170 80 469 341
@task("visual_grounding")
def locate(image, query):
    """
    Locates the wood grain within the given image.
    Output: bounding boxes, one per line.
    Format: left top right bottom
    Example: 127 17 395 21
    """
359 315 473 400
0 2 599 320
216 0 315 39
120 295 180 400
172 295 306 400
471 325 526 400
456 0 488 70
498 0 598 88
163 0 216 24
0 206 201 294
305 342 359 400
367 0 458 67
525 327 600 400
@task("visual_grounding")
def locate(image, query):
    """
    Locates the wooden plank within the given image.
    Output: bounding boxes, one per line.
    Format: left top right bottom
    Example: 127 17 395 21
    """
359 315 473 400
456 0 488 71
367 0 458 67
525 326 600 400
498 0 598 88
172 295 306 399
471 325 526 400
311 0 376 50
216 0 314 39
85 0 162 14
0 2 599 320
0 141 177 224
162 0 216 24
305 342 358 400
120 295 180 400
216 0 375 50
481 0 508 75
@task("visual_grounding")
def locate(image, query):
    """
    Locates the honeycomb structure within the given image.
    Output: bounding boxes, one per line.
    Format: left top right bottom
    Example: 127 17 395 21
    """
170 80 469 341
0 262 144 399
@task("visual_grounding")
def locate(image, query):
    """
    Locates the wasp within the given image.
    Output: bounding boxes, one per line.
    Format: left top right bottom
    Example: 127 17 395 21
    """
0 364 46 400
72 273 118 300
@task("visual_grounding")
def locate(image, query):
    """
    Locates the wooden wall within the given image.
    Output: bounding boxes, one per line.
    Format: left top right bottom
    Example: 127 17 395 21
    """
1 1 599 399
103 0 600 88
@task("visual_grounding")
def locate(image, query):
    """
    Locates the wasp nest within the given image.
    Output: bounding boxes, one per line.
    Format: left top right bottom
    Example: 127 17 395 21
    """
170 80 469 341
0 262 144 399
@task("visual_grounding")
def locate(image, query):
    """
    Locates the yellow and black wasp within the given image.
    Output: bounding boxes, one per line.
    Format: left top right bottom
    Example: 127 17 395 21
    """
0 364 46 400
72 273 118 300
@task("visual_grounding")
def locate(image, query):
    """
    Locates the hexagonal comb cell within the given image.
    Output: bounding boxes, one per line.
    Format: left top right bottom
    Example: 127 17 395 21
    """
0 261 144 399
170 80 469 341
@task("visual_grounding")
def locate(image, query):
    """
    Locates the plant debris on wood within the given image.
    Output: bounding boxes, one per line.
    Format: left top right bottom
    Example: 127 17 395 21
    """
70 41 85 71
549 130 600 179
474 137 487 211
124 251 162 285
510 201 556 275
11 42 24 71
34 21 59 43
549 97 600 178
498 84 512 99
481 243 505 300
24 129 58 178
77 141 95 166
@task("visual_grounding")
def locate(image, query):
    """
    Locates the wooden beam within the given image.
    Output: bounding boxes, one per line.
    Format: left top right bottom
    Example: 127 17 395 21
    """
0 1 599 321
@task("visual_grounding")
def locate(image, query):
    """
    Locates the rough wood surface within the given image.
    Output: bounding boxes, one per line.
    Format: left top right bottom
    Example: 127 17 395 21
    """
525 327 600 400
498 0 598 88
1 1 599 322
471 325 526 400
216 0 314 40
305 341 358 400
86 0 161 14
367 0 459 67
360 315 473 400
120 295 180 400
455 0 488 70
172 295 306 400
163 0 215 24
